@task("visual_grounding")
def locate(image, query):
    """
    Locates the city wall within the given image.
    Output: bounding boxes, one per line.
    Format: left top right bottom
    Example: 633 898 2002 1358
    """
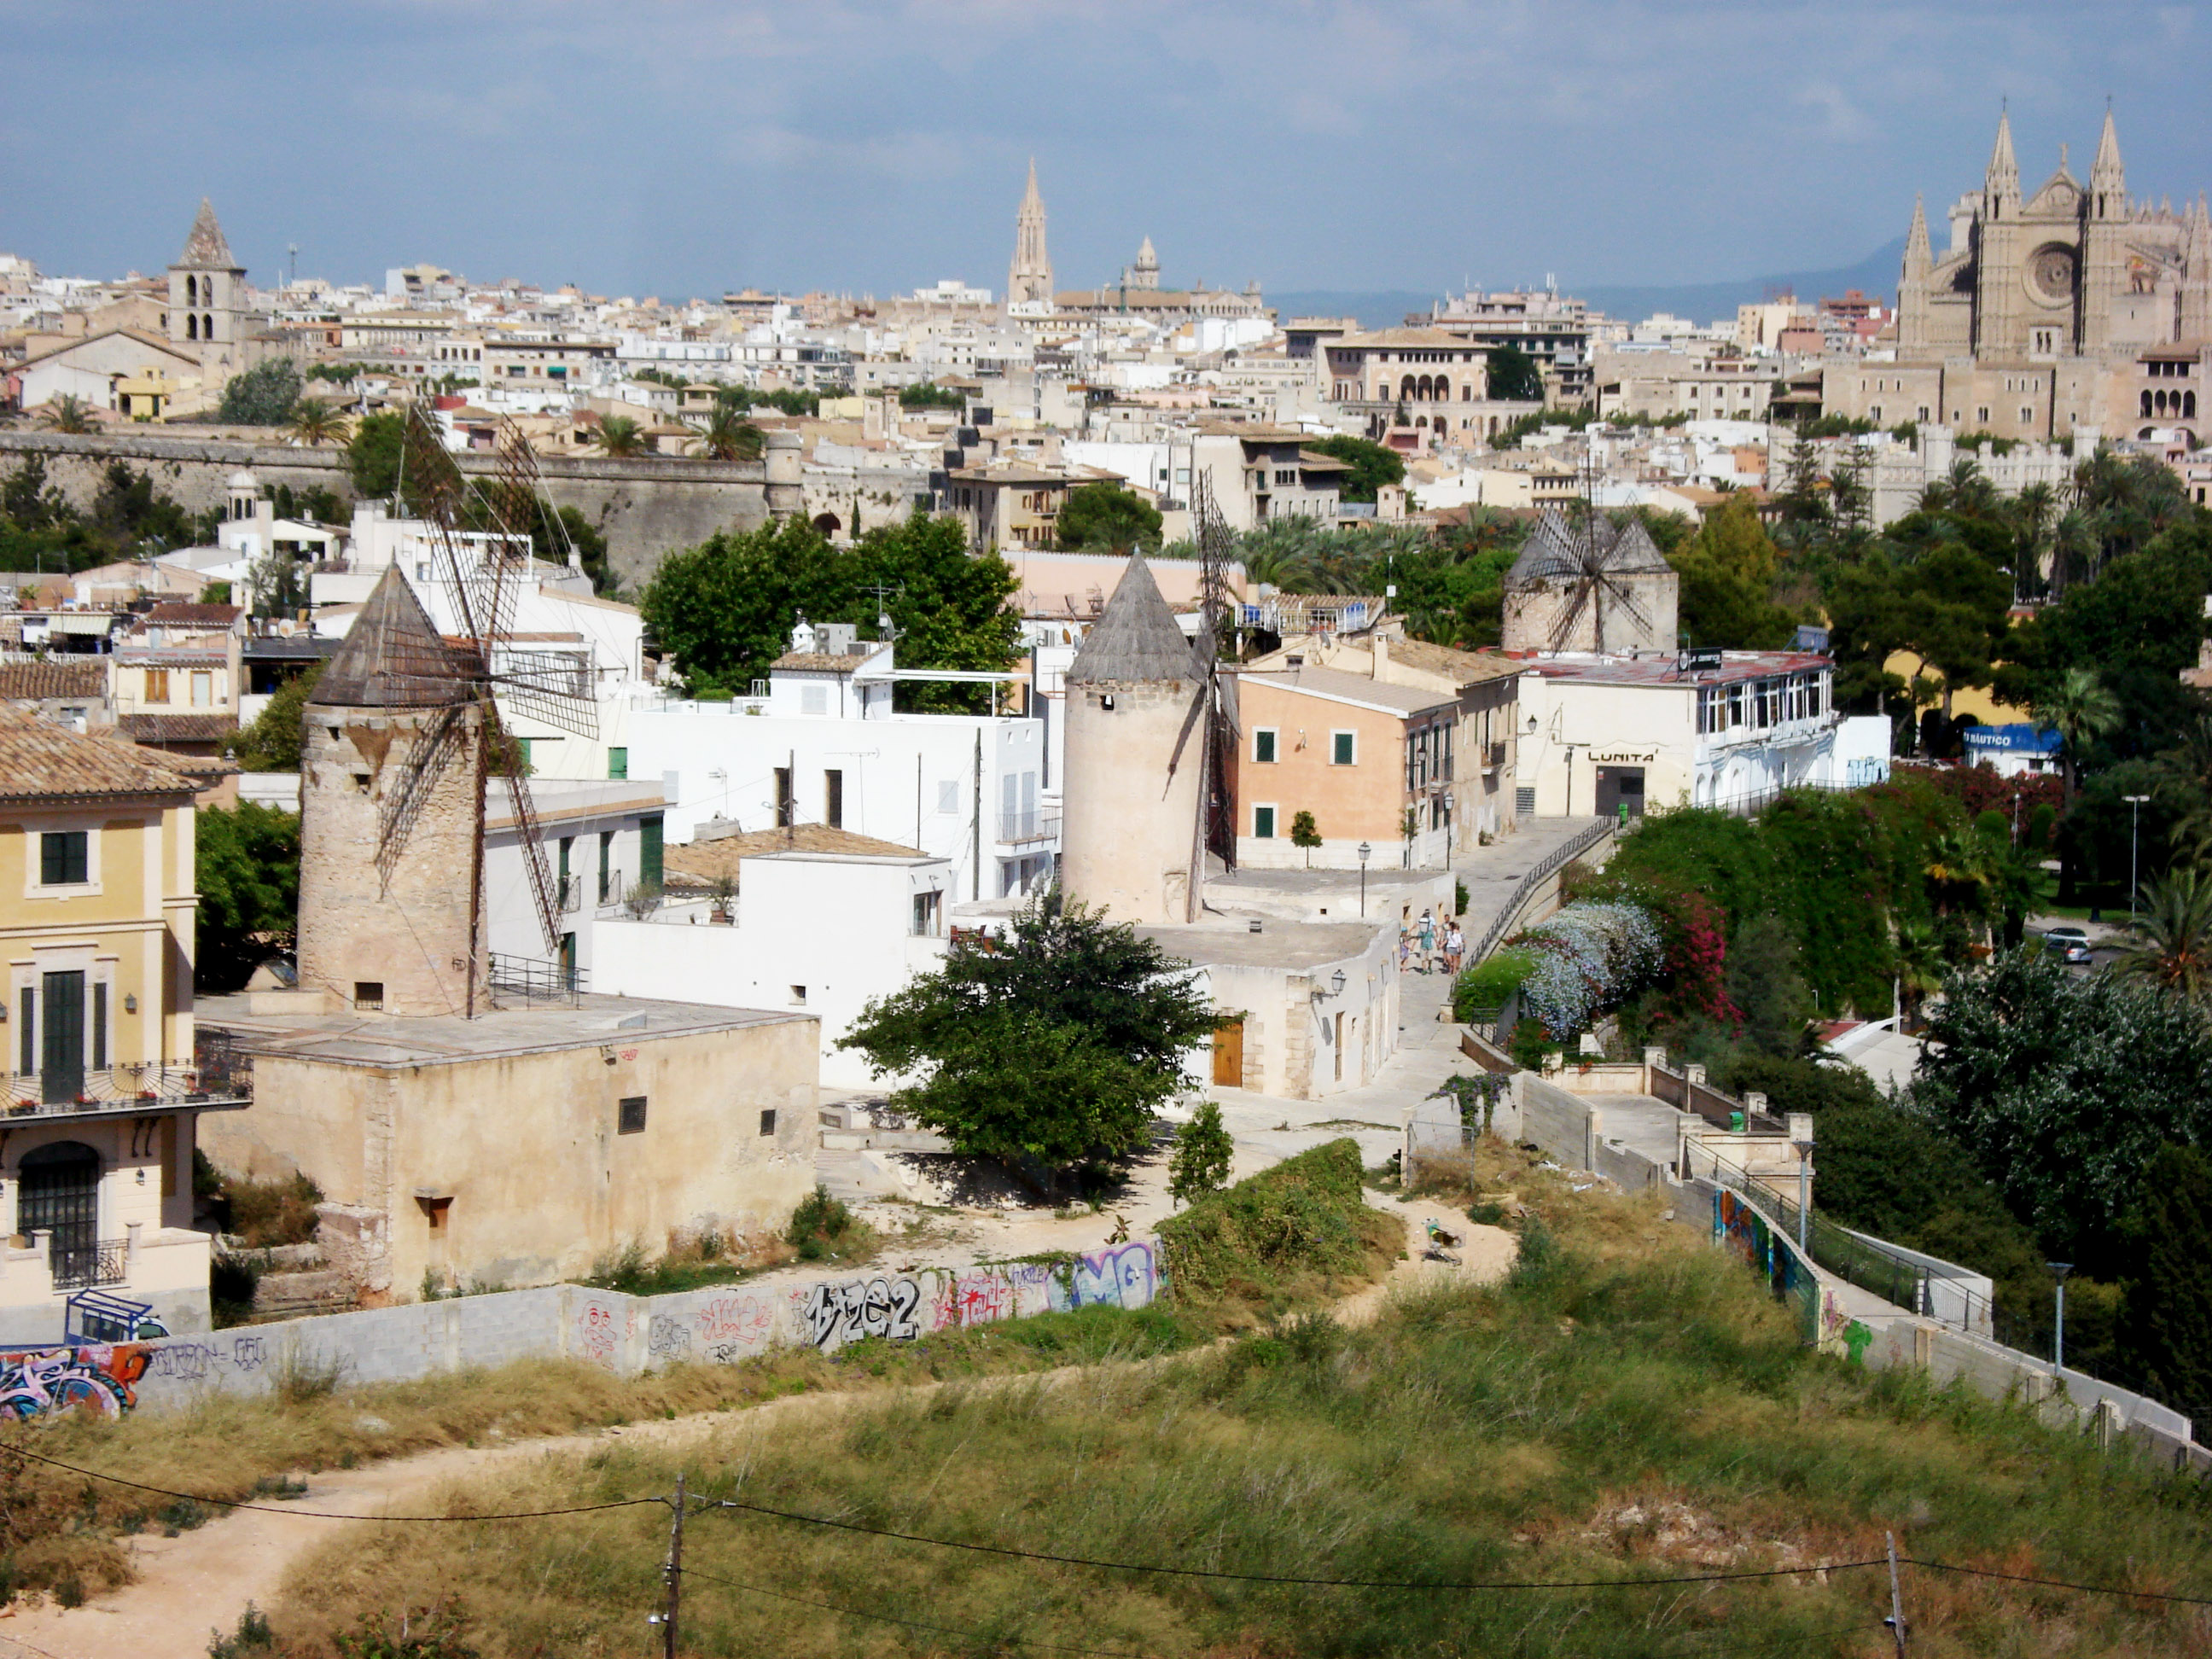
0 430 789 588
0 1238 1161 1418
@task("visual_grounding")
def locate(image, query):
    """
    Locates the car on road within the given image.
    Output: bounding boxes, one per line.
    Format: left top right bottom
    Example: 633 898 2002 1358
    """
2040 926 2094 964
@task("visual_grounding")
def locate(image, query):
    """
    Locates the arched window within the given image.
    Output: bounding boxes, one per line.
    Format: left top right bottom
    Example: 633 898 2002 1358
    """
186 315 198 341
1400 375 1417 400
1435 376 1450 402
202 314 214 341
2142 390 2154 416
18 1140 100 1287
185 276 198 305
2187 392 2198 419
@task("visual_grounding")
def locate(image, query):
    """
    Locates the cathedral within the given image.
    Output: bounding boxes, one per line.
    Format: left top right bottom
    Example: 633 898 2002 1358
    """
1826 109 2207 445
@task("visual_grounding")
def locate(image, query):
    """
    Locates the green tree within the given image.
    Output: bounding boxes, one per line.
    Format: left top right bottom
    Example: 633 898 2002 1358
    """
589 415 648 457
838 894 1219 1180
195 801 301 991
2115 869 2212 1002
288 399 352 448
2033 665 2122 805
1289 810 1321 868
233 663 325 771
899 382 966 410
690 405 763 462
348 412 407 499
2119 1144 2212 1423
1485 345 1544 403
1668 494 1795 649
218 358 303 426
1724 914 1811 1057
37 393 96 434
1055 481 1162 553
1302 434 1404 504
247 546 309 620
1914 946 2212 1272
1168 1101 1235 1206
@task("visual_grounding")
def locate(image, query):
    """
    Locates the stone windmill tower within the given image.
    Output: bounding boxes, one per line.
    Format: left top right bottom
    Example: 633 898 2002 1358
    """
296 564 488 1017
1060 555 1204 924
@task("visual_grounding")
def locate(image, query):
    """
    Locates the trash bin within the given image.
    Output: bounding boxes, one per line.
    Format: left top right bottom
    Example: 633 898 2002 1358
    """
1729 1109 1746 1133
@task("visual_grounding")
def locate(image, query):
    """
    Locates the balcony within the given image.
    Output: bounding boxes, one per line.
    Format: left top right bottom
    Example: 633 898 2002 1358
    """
2 1051 253 1119
997 810 1062 846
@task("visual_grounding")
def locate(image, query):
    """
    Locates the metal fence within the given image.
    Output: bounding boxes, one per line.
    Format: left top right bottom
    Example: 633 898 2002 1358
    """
488 953 587 1006
1466 818 1617 966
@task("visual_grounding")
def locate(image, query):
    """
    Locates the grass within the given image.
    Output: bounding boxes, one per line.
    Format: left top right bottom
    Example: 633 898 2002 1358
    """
583 1190 882 1297
222 1170 326 1250
243 1148 2212 1657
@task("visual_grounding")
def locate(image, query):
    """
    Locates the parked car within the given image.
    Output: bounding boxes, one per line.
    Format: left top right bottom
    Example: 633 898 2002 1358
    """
2040 926 2093 964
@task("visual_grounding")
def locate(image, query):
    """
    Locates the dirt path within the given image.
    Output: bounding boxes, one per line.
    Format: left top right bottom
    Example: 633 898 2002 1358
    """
0 1202 1512 1659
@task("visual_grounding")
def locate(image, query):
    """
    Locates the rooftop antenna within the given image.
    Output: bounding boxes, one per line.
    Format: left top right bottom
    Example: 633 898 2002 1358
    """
288 243 298 288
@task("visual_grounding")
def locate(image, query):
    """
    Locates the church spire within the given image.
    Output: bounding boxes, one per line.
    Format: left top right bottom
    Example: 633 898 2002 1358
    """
2183 195 2212 345
1007 159 1052 308
1904 194 1931 278
2092 104 2125 201
1986 108 2020 210
176 197 237 271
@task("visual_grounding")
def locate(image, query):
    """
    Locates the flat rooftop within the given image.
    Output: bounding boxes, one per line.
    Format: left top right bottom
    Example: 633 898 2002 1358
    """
1138 918 1382 971
197 992 809 1069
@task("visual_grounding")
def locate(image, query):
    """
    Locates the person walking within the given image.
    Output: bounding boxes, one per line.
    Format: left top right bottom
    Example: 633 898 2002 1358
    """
1444 920 1465 976
1417 909 1436 974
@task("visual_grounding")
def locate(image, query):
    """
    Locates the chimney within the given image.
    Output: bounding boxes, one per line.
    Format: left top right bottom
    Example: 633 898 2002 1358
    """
1371 634 1387 680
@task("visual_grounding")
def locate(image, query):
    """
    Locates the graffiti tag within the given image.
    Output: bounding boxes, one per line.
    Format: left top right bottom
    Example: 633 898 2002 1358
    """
646 1316 691 1359
0 1344 146 1418
800 1277 923 1350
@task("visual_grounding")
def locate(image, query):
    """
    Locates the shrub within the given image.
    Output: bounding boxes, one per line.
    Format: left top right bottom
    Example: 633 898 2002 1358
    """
1451 947 1534 1021
787 1185 864 1262
1514 902 1662 1036
1167 1102 1234 1206
224 1170 323 1249
1156 1138 1377 1299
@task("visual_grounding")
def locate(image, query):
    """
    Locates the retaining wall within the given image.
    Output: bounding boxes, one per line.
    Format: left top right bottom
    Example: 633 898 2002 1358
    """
0 1239 1161 1420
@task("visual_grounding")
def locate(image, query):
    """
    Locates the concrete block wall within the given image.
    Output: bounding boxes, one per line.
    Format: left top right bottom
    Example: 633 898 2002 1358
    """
0 1242 1162 1418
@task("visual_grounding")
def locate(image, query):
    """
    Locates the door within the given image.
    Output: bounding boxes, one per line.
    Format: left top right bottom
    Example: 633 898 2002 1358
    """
1333 1012 1345 1081
1593 766 1646 820
40 970 84 1105
19 1140 99 1287
1211 1018 1244 1086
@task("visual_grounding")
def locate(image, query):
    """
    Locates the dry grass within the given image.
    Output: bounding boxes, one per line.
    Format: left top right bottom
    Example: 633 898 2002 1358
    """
224 1171 324 1250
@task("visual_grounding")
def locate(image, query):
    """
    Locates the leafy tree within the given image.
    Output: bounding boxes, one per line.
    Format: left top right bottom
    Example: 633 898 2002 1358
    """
2118 1144 2212 1423
590 415 648 457
641 512 1018 711
195 802 301 991
1289 810 1321 868
1485 345 1544 403
1056 481 1161 553
540 504 617 596
233 663 324 771
689 405 763 463
1168 1102 1235 1206
218 358 303 426
1724 914 1811 1057
88 461 201 550
1302 434 1404 504
199 579 232 604
899 382 967 410
1913 947 2212 1272
348 413 407 499
2033 666 2121 804
38 393 96 434
1668 495 1795 649
838 894 1219 1179
288 400 352 448
247 546 309 620
305 362 360 385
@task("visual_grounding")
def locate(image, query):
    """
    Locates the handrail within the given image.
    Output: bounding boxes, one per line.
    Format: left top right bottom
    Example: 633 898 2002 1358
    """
1467 818 1615 965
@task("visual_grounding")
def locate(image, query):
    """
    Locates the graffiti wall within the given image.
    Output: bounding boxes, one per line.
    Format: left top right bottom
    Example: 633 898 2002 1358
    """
0 1241 1165 1417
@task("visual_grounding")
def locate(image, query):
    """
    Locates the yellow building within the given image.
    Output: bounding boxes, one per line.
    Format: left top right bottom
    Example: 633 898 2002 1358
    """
0 708 242 1344
1882 650 2032 726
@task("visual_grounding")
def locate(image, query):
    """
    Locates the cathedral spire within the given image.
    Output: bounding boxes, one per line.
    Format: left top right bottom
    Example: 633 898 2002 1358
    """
2091 104 2125 199
1904 194 1932 278
1986 108 2020 210
176 197 237 271
1007 159 1052 308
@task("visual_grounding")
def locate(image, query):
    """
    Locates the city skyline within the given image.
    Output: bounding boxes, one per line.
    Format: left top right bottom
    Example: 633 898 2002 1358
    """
3 3 2208 302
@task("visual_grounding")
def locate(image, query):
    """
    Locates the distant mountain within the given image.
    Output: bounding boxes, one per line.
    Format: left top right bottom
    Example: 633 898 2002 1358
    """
1272 239 1906 331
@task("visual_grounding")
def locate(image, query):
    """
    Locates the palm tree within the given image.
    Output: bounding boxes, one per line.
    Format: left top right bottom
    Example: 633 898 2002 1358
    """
690 406 762 462
590 416 648 458
1892 917 1946 1028
2034 666 2122 805
2009 480 2058 599
37 394 95 434
288 399 352 448
2115 868 2212 1004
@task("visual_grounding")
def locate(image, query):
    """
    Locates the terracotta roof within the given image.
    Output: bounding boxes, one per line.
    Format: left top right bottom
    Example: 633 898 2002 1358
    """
666 824 928 889
178 198 237 270
310 565 472 708
1066 555 1196 685
1381 638 1525 686
770 650 876 672
117 712 239 745
0 661 107 700
0 707 201 804
143 602 242 628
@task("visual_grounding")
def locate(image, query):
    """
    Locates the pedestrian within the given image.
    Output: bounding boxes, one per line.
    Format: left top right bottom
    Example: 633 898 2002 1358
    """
1417 908 1436 974
1445 921 1465 975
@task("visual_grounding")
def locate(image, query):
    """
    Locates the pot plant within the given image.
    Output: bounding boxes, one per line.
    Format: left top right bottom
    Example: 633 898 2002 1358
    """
708 872 737 925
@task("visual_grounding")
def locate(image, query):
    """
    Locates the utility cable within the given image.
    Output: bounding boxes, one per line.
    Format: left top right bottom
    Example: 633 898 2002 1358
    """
0 1441 664 1523
672 1562 1143 1656
1901 1557 2212 1606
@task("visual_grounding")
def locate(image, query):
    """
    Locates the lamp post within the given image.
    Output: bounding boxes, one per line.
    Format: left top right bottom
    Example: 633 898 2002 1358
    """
1792 1137 1816 1252
1357 841 1372 917
2049 1261 2074 1371
2124 795 2150 918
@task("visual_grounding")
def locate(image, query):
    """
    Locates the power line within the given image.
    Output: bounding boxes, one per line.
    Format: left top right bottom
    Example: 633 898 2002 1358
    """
0 1441 663 1523
1903 1557 2212 1606
672 1561 1144 1656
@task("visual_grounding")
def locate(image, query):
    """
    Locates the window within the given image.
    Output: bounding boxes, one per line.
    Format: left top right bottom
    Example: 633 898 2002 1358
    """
911 889 942 936
789 985 807 1005
759 1109 777 1137
618 1095 648 1134
143 668 169 705
40 832 87 887
1253 805 1277 839
773 768 794 828
801 684 828 716
1330 731 1356 765
937 780 959 814
598 830 614 903
1976 406 1990 424
1253 729 1278 764
191 671 212 707
353 981 384 1010
639 814 664 891
606 747 628 780
92 981 106 1072
824 769 844 829
16 987 30 1075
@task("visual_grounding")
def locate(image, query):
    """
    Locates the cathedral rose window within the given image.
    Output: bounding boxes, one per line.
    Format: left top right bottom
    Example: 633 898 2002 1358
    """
2028 245 2077 305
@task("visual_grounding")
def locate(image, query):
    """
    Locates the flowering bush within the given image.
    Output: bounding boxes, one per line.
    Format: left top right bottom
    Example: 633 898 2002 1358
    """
1514 902 1664 1037
1637 884 1739 1030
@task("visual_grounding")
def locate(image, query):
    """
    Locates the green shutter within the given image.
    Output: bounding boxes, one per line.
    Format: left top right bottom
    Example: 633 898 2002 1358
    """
1254 806 1275 839
607 747 629 780
640 814 664 889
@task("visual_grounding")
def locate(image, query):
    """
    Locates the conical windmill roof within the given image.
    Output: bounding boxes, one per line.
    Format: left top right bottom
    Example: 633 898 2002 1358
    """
310 565 472 708
1505 509 1672 585
1067 555 1196 684
177 198 236 270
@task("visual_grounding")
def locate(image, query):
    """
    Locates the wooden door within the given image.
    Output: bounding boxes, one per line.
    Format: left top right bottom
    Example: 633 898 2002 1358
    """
1211 1018 1244 1086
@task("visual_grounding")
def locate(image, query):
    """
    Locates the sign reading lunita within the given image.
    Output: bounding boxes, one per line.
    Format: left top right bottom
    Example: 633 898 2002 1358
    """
1589 749 1656 765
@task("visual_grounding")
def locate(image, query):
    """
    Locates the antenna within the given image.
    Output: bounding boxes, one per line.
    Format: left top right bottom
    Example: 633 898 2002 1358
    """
288 243 298 288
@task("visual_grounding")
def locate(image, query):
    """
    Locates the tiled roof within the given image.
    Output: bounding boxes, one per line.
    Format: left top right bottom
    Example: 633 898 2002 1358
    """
0 661 108 700
770 651 875 672
666 824 928 888
118 713 240 745
0 707 201 804
143 602 242 628
311 565 472 708
1066 555 1196 685
178 198 236 269
1382 638 1525 685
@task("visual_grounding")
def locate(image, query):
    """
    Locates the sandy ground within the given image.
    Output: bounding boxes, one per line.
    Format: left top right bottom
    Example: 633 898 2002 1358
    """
0 1200 1511 1659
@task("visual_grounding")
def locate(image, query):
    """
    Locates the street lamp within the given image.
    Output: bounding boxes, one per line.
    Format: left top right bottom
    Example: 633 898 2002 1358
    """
2049 1261 2075 1371
1357 841 1372 917
2124 795 2150 919
1792 1136 1816 1252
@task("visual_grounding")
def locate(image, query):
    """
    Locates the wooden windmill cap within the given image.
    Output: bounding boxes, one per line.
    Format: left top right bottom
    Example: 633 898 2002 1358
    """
310 564 473 708
1066 554 1197 685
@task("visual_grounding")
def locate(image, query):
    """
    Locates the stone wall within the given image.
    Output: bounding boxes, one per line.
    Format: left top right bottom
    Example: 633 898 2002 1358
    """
0 1238 1162 1417
0 430 789 590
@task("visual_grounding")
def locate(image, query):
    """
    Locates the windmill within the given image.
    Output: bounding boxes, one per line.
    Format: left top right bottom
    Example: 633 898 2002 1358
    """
373 406 602 990
1164 471 1242 886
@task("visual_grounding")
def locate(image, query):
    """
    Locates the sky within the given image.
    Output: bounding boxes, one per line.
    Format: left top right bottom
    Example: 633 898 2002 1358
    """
3 2 2207 305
